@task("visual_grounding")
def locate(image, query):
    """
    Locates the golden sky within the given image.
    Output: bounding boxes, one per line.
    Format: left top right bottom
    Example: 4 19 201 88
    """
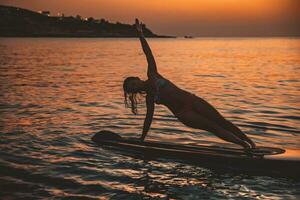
1 0 299 36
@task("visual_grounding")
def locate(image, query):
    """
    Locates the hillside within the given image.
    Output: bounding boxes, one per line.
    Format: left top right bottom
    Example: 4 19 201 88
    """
0 5 171 38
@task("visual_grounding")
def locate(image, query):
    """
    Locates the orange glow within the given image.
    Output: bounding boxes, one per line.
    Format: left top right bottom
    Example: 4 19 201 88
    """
2 0 299 35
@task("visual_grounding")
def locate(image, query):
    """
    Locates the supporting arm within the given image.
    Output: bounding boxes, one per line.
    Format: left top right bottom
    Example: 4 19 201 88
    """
141 94 155 141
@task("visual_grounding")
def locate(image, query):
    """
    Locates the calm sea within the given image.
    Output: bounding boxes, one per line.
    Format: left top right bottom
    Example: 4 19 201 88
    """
0 38 300 199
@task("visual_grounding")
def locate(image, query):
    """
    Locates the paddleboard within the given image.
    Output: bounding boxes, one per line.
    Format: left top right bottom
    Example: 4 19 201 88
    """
92 130 300 178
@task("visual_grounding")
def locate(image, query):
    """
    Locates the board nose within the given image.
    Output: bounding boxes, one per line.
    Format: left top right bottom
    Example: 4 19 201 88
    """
92 130 123 143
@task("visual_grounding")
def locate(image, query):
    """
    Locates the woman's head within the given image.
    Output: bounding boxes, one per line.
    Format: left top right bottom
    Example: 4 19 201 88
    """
123 76 146 114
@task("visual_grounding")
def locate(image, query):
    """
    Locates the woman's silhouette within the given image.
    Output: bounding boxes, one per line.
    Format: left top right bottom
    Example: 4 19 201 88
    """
123 19 256 149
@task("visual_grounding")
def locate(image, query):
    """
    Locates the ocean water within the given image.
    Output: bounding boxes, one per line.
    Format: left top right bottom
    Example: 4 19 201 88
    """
0 37 299 199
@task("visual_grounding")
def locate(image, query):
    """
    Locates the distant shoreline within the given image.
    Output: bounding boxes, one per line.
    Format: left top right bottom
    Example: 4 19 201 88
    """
0 5 175 38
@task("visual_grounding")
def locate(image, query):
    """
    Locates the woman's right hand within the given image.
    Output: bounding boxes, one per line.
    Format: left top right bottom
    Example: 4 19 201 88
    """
135 18 143 35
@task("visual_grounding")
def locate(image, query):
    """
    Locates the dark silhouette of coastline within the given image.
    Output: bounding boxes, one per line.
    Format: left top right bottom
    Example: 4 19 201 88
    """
0 5 174 38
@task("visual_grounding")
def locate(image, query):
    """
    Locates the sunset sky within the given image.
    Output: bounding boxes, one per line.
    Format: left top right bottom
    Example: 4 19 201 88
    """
1 0 300 36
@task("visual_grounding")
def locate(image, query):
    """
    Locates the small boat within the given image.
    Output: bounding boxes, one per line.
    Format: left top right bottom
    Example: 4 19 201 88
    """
184 35 194 39
92 130 300 179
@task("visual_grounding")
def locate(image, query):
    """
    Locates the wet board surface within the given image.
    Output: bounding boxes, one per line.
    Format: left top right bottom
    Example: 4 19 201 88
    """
92 130 300 178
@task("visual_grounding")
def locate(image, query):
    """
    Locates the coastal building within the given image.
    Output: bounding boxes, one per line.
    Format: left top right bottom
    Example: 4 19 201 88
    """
76 15 82 20
39 11 50 16
57 12 65 17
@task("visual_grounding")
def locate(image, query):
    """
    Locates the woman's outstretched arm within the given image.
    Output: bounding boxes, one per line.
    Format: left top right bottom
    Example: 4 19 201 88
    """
135 19 157 77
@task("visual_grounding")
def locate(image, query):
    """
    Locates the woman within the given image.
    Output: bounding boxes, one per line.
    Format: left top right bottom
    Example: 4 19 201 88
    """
123 19 256 149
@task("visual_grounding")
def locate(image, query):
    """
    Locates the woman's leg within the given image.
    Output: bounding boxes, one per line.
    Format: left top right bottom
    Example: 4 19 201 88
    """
191 96 256 148
218 119 256 148
177 110 251 149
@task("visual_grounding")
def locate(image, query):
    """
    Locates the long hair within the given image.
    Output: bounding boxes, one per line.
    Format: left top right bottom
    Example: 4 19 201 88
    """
123 77 145 115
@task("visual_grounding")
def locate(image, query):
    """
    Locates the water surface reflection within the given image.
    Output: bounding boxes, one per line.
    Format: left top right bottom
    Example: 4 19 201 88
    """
0 38 299 199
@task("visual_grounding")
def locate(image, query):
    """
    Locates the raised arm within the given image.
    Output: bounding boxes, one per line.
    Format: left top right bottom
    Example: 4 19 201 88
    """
135 19 157 76
140 94 155 141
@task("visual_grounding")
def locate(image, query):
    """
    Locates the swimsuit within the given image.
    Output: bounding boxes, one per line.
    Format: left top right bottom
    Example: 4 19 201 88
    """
153 77 195 116
154 78 168 104
174 94 195 117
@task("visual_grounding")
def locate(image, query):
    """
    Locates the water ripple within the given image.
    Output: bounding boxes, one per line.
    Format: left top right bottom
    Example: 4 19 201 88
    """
0 38 299 199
